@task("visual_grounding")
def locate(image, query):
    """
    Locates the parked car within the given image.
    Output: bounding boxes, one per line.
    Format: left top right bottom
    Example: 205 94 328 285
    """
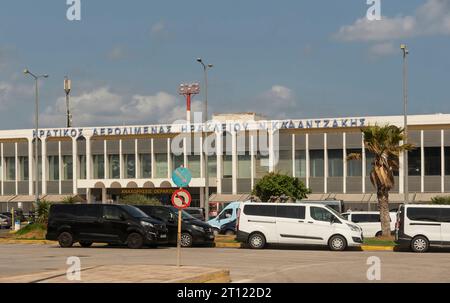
236 202 363 251
395 204 450 253
342 211 396 238
299 200 345 213
46 204 168 249
184 207 205 221
208 202 241 234
135 205 215 247
219 219 236 235
0 214 11 229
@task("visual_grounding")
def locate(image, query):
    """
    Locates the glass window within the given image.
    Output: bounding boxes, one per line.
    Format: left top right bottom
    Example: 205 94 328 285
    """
62 156 73 180
310 207 333 222
187 155 201 178
446 147 450 176
243 205 276 217
408 149 421 176
93 155 104 179
238 153 251 178
223 155 232 178
328 149 343 177
78 155 86 179
172 154 184 170
255 153 269 178
407 208 441 222
124 154 135 178
441 209 450 223
295 150 306 177
103 206 124 220
424 147 441 176
277 206 305 219
139 154 151 178
207 155 217 176
365 151 375 176
18 156 29 181
154 153 168 178
108 154 120 179
4 157 15 181
352 214 370 223
219 208 233 219
48 156 59 181
276 150 292 176
347 149 362 177
310 150 324 177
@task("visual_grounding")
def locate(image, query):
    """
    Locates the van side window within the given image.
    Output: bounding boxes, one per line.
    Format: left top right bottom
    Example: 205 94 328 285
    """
407 208 441 222
243 205 276 217
368 214 381 222
103 206 123 220
219 209 233 219
310 207 333 222
277 206 305 219
352 214 369 223
152 208 171 221
441 209 450 223
77 205 100 218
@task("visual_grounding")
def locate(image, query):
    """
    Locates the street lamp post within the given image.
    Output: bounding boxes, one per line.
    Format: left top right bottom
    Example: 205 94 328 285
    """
196 58 213 220
401 44 409 203
64 76 72 128
24 69 48 208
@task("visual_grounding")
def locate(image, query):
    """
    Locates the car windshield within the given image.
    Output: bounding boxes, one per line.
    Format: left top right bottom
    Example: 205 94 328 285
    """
168 207 197 220
325 205 346 221
120 205 149 218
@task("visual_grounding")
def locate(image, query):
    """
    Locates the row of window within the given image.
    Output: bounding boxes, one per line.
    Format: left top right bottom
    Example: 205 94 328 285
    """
2 147 450 181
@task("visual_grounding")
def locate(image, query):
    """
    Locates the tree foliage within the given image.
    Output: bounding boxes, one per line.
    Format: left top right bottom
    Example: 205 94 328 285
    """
36 199 51 225
252 172 310 202
431 196 450 205
119 194 162 206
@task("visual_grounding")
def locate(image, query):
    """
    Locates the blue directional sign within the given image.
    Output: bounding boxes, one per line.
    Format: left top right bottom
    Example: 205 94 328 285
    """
172 166 192 188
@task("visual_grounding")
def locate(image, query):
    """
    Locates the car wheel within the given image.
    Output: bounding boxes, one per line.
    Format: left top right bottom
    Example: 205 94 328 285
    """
248 232 266 249
58 232 74 248
375 231 382 237
328 235 347 251
79 241 93 248
411 236 429 253
127 233 144 249
180 233 193 247
225 230 235 236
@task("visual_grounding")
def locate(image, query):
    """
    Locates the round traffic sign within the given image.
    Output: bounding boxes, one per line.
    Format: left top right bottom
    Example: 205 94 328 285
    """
172 167 192 188
171 189 192 209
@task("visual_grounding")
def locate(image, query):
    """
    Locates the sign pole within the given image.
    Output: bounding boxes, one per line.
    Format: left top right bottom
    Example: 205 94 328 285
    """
177 208 182 267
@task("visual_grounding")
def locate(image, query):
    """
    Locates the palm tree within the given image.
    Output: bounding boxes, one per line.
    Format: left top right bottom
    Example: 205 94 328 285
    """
348 124 413 237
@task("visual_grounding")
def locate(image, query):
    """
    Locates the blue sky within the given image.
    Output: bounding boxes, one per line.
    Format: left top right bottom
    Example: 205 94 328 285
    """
0 0 449 129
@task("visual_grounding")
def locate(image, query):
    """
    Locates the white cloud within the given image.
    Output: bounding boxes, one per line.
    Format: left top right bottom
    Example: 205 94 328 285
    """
151 21 166 35
41 87 203 127
0 81 33 109
263 85 295 107
335 0 450 42
368 42 397 56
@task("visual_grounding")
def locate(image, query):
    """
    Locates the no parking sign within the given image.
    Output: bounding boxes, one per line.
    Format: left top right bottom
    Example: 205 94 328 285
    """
171 189 192 209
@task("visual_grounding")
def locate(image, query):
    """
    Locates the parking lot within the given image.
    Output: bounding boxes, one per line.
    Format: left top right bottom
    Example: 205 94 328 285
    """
1 243 450 283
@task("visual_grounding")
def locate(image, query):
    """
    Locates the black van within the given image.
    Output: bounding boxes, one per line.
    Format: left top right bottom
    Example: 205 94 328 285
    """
135 205 215 247
46 204 168 249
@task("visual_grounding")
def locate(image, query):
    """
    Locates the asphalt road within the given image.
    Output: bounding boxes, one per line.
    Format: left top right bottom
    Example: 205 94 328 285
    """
1 243 450 283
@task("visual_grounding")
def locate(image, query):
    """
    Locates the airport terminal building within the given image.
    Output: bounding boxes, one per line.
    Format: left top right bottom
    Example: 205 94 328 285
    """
1 112 450 213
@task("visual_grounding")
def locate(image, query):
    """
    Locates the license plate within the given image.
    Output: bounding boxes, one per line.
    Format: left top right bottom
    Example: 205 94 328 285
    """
160 234 167 238
209 234 214 239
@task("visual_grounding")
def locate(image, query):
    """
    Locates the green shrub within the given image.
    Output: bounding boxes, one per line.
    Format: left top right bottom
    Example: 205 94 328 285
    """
119 194 162 206
431 196 450 205
15 223 47 236
252 172 311 202
36 199 51 224
61 196 76 204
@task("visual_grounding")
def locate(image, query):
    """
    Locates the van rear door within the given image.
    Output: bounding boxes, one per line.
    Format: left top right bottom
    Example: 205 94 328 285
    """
406 207 442 245
276 205 307 244
440 208 450 245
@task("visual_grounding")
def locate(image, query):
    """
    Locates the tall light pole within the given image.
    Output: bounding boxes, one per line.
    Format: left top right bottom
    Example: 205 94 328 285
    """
64 76 72 128
196 58 213 220
24 69 49 207
401 44 409 203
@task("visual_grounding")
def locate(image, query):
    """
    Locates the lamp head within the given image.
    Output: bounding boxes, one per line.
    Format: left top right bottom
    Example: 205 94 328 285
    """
196 58 202 63
23 69 29 75
208 64 213 68
43 74 49 78
400 44 406 50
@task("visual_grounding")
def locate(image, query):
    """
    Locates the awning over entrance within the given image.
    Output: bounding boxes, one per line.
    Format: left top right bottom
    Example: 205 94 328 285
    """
43 194 85 203
0 195 15 202
209 193 251 203
0 194 85 203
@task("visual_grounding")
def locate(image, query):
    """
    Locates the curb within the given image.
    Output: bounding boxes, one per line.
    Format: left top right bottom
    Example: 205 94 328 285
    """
0 239 55 245
164 269 231 283
214 242 242 248
361 245 394 251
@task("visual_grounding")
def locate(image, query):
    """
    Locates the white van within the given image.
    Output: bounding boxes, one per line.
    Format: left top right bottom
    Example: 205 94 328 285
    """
236 202 363 251
342 211 397 238
395 204 450 253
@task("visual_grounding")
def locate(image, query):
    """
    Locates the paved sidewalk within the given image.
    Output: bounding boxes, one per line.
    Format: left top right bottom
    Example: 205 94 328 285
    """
0 264 230 283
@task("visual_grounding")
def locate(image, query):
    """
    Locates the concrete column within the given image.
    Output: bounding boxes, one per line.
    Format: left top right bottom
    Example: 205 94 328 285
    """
324 133 328 194
167 138 172 179
441 129 445 193
250 133 255 190
292 134 296 177
151 138 155 179
183 136 188 168
28 139 33 195
135 139 140 179
14 142 18 195
72 138 78 194
101 187 107 203
58 141 62 194
420 130 424 193
362 133 366 194
200 136 204 179
268 130 275 173
232 131 237 194
86 136 92 180
104 140 108 179
41 138 47 194
216 132 222 194
305 133 310 188
343 132 347 194
119 139 124 179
